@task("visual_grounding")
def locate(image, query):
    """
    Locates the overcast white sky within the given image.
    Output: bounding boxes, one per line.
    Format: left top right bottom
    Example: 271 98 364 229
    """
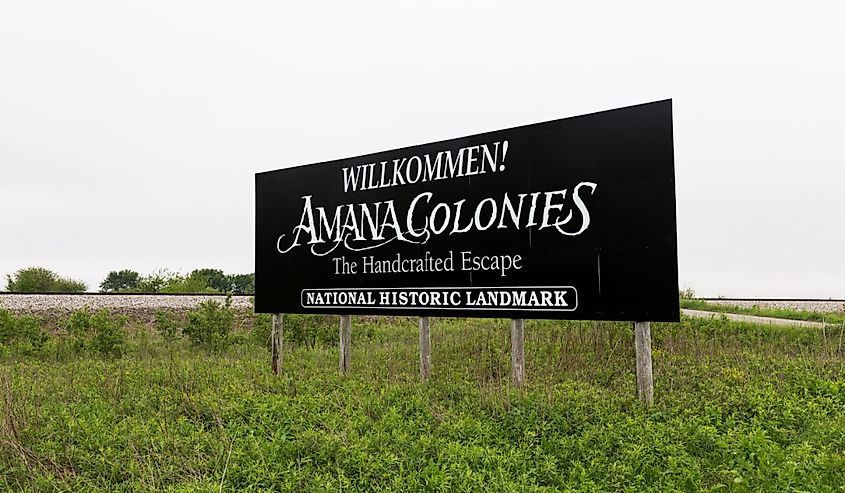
1 1 843 298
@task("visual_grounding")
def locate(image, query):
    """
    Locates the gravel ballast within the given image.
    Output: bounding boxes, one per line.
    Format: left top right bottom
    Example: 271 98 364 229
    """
1 294 843 317
0 293 254 316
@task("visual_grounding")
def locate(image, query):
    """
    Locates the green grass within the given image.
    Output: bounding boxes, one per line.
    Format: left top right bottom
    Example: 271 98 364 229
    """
2 314 845 491
680 298 845 325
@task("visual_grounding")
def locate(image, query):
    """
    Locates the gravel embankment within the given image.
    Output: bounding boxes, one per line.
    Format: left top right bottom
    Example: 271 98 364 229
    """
2 294 842 319
700 299 845 313
0 293 254 317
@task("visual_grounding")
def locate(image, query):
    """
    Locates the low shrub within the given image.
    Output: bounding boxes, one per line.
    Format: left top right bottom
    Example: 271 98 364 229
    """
64 307 127 357
66 307 93 351
0 309 14 343
246 297 338 350
285 314 338 348
183 297 235 350
154 310 182 343
13 315 49 356
250 308 272 349
0 308 50 357
89 310 128 358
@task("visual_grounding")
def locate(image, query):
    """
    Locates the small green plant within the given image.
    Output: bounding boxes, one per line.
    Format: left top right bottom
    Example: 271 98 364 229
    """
247 304 339 350
285 314 338 348
248 297 272 349
183 297 235 350
154 310 182 343
89 310 127 358
13 316 48 356
0 309 14 343
66 307 93 351
64 307 127 357
0 308 49 357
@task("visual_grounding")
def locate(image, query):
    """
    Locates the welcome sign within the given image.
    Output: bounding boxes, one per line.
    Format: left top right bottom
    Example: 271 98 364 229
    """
256 100 679 321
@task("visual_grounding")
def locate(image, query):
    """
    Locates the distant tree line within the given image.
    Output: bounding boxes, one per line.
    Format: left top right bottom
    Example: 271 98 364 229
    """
4 267 254 294
99 268 254 294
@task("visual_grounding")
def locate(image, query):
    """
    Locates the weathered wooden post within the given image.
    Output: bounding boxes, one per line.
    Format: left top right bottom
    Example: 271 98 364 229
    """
271 314 283 375
510 318 525 387
419 316 431 381
634 321 654 405
339 315 352 375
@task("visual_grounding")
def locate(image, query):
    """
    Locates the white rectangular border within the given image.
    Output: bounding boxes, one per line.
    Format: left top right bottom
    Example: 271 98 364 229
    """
300 286 578 312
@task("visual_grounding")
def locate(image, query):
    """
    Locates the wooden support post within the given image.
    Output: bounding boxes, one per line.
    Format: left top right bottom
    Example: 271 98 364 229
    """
419 316 431 381
271 314 283 375
339 315 351 375
634 321 654 405
510 319 525 388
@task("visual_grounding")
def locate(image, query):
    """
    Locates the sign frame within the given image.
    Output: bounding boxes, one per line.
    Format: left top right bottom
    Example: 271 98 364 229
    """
255 100 679 322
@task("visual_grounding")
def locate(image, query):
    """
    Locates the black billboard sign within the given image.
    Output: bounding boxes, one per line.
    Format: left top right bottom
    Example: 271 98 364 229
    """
256 100 678 321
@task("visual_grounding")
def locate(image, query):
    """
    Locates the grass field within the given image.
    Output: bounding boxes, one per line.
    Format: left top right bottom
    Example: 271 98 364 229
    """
2 309 845 491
